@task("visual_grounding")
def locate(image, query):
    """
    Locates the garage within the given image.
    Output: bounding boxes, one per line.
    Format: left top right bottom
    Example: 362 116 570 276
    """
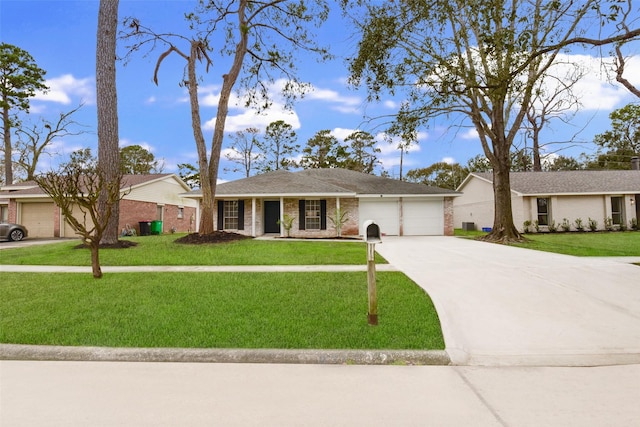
20 202 55 237
402 198 444 235
359 198 400 236
359 197 445 236
63 204 95 238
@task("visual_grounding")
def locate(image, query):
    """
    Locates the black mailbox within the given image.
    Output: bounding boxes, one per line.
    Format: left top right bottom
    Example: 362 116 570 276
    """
363 220 382 244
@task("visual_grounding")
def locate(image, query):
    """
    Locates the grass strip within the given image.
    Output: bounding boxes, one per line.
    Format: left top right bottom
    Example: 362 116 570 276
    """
0 272 443 350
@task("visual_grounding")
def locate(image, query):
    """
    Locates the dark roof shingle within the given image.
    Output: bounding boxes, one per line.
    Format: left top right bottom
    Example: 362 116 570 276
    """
472 171 640 194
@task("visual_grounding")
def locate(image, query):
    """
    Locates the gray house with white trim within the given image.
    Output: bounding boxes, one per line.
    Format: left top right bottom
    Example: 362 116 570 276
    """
185 168 460 237
454 170 640 232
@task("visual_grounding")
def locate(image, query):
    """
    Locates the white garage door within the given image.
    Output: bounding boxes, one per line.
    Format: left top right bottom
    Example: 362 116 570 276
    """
359 198 399 236
402 198 443 235
21 202 55 237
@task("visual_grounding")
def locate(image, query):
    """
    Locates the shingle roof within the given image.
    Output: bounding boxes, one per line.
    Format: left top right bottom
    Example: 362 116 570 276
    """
215 169 353 196
298 168 457 195
472 171 640 195
192 168 459 197
0 174 179 197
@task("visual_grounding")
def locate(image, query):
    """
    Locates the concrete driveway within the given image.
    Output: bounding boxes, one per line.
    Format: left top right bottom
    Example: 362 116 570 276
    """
375 236 640 366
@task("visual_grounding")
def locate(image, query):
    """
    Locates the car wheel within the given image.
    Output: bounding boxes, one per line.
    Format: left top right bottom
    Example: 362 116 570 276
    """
9 229 24 241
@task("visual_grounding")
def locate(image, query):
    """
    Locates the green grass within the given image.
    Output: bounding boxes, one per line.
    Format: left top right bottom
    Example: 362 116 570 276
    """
513 232 640 257
0 272 444 350
0 234 386 266
455 228 640 257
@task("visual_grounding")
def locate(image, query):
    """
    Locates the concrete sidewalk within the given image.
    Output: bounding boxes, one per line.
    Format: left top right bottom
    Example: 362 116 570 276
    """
376 236 640 366
2 360 639 426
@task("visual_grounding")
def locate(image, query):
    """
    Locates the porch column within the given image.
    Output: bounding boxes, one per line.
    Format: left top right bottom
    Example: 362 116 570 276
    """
252 197 256 237
279 197 285 238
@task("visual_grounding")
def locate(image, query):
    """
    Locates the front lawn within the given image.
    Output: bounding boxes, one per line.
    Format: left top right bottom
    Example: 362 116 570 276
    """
513 232 640 257
0 234 386 266
455 229 639 257
0 272 444 350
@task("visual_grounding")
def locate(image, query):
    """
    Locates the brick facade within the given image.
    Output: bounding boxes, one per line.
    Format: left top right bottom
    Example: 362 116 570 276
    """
120 199 197 235
444 197 454 236
215 197 361 238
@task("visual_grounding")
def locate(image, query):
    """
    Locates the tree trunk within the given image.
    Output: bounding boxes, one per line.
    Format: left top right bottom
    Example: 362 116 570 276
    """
3 106 12 184
200 0 249 234
181 40 214 235
90 241 103 279
96 0 120 244
532 128 542 172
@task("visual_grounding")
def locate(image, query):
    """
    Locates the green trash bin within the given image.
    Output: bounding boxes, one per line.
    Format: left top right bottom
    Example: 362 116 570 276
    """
150 220 162 235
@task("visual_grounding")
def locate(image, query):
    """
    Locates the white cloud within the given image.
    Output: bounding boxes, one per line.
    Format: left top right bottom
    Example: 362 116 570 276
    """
34 74 95 105
442 157 456 165
331 127 357 141
459 128 479 140
383 100 398 109
145 96 157 105
529 53 640 112
304 86 362 114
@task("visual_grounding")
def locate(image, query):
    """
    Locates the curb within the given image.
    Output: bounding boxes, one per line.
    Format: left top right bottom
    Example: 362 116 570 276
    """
0 344 450 366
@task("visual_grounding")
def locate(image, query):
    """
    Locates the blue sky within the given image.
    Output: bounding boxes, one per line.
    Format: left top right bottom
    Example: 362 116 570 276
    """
2 0 639 182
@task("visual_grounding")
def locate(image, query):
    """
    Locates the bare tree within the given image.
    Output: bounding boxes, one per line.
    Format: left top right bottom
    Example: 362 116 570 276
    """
122 0 330 234
524 63 586 171
613 1 640 98
225 127 260 177
14 104 86 180
96 0 121 245
35 164 127 278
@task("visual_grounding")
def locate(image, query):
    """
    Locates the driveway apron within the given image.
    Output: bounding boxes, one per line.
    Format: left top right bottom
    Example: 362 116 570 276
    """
375 236 640 366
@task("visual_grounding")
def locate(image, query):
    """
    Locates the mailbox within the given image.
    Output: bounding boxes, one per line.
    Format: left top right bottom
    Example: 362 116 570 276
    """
363 220 382 244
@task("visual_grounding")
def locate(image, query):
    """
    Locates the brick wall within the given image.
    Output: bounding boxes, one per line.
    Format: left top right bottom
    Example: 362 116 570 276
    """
119 199 196 235
444 197 454 236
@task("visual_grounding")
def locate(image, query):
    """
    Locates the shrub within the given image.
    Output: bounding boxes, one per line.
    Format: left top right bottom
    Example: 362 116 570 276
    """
604 217 614 232
619 222 627 232
277 214 295 237
630 218 639 231
561 218 571 232
523 220 532 234
534 219 540 233
574 218 584 231
548 220 557 233
588 217 598 232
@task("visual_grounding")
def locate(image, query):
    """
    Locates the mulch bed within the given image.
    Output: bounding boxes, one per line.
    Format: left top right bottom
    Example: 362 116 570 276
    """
174 231 252 245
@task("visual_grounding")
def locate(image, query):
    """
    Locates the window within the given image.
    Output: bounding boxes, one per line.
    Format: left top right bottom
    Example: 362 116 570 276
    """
305 200 321 230
611 197 624 225
177 207 184 219
0 206 7 223
223 200 239 230
217 200 244 231
299 200 326 231
537 198 550 226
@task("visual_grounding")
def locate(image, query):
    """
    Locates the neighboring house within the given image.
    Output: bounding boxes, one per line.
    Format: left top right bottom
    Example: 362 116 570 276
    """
0 174 198 238
454 168 640 232
184 168 460 237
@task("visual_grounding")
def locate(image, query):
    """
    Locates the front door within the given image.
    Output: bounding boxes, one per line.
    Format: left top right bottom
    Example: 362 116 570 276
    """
264 201 280 233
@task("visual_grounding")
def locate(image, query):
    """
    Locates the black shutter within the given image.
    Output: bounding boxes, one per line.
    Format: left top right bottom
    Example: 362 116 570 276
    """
298 200 305 230
320 199 327 230
237 200 245 230
217 201 224 230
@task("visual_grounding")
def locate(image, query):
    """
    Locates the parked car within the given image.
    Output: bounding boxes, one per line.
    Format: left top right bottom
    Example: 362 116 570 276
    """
0 222 28 241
